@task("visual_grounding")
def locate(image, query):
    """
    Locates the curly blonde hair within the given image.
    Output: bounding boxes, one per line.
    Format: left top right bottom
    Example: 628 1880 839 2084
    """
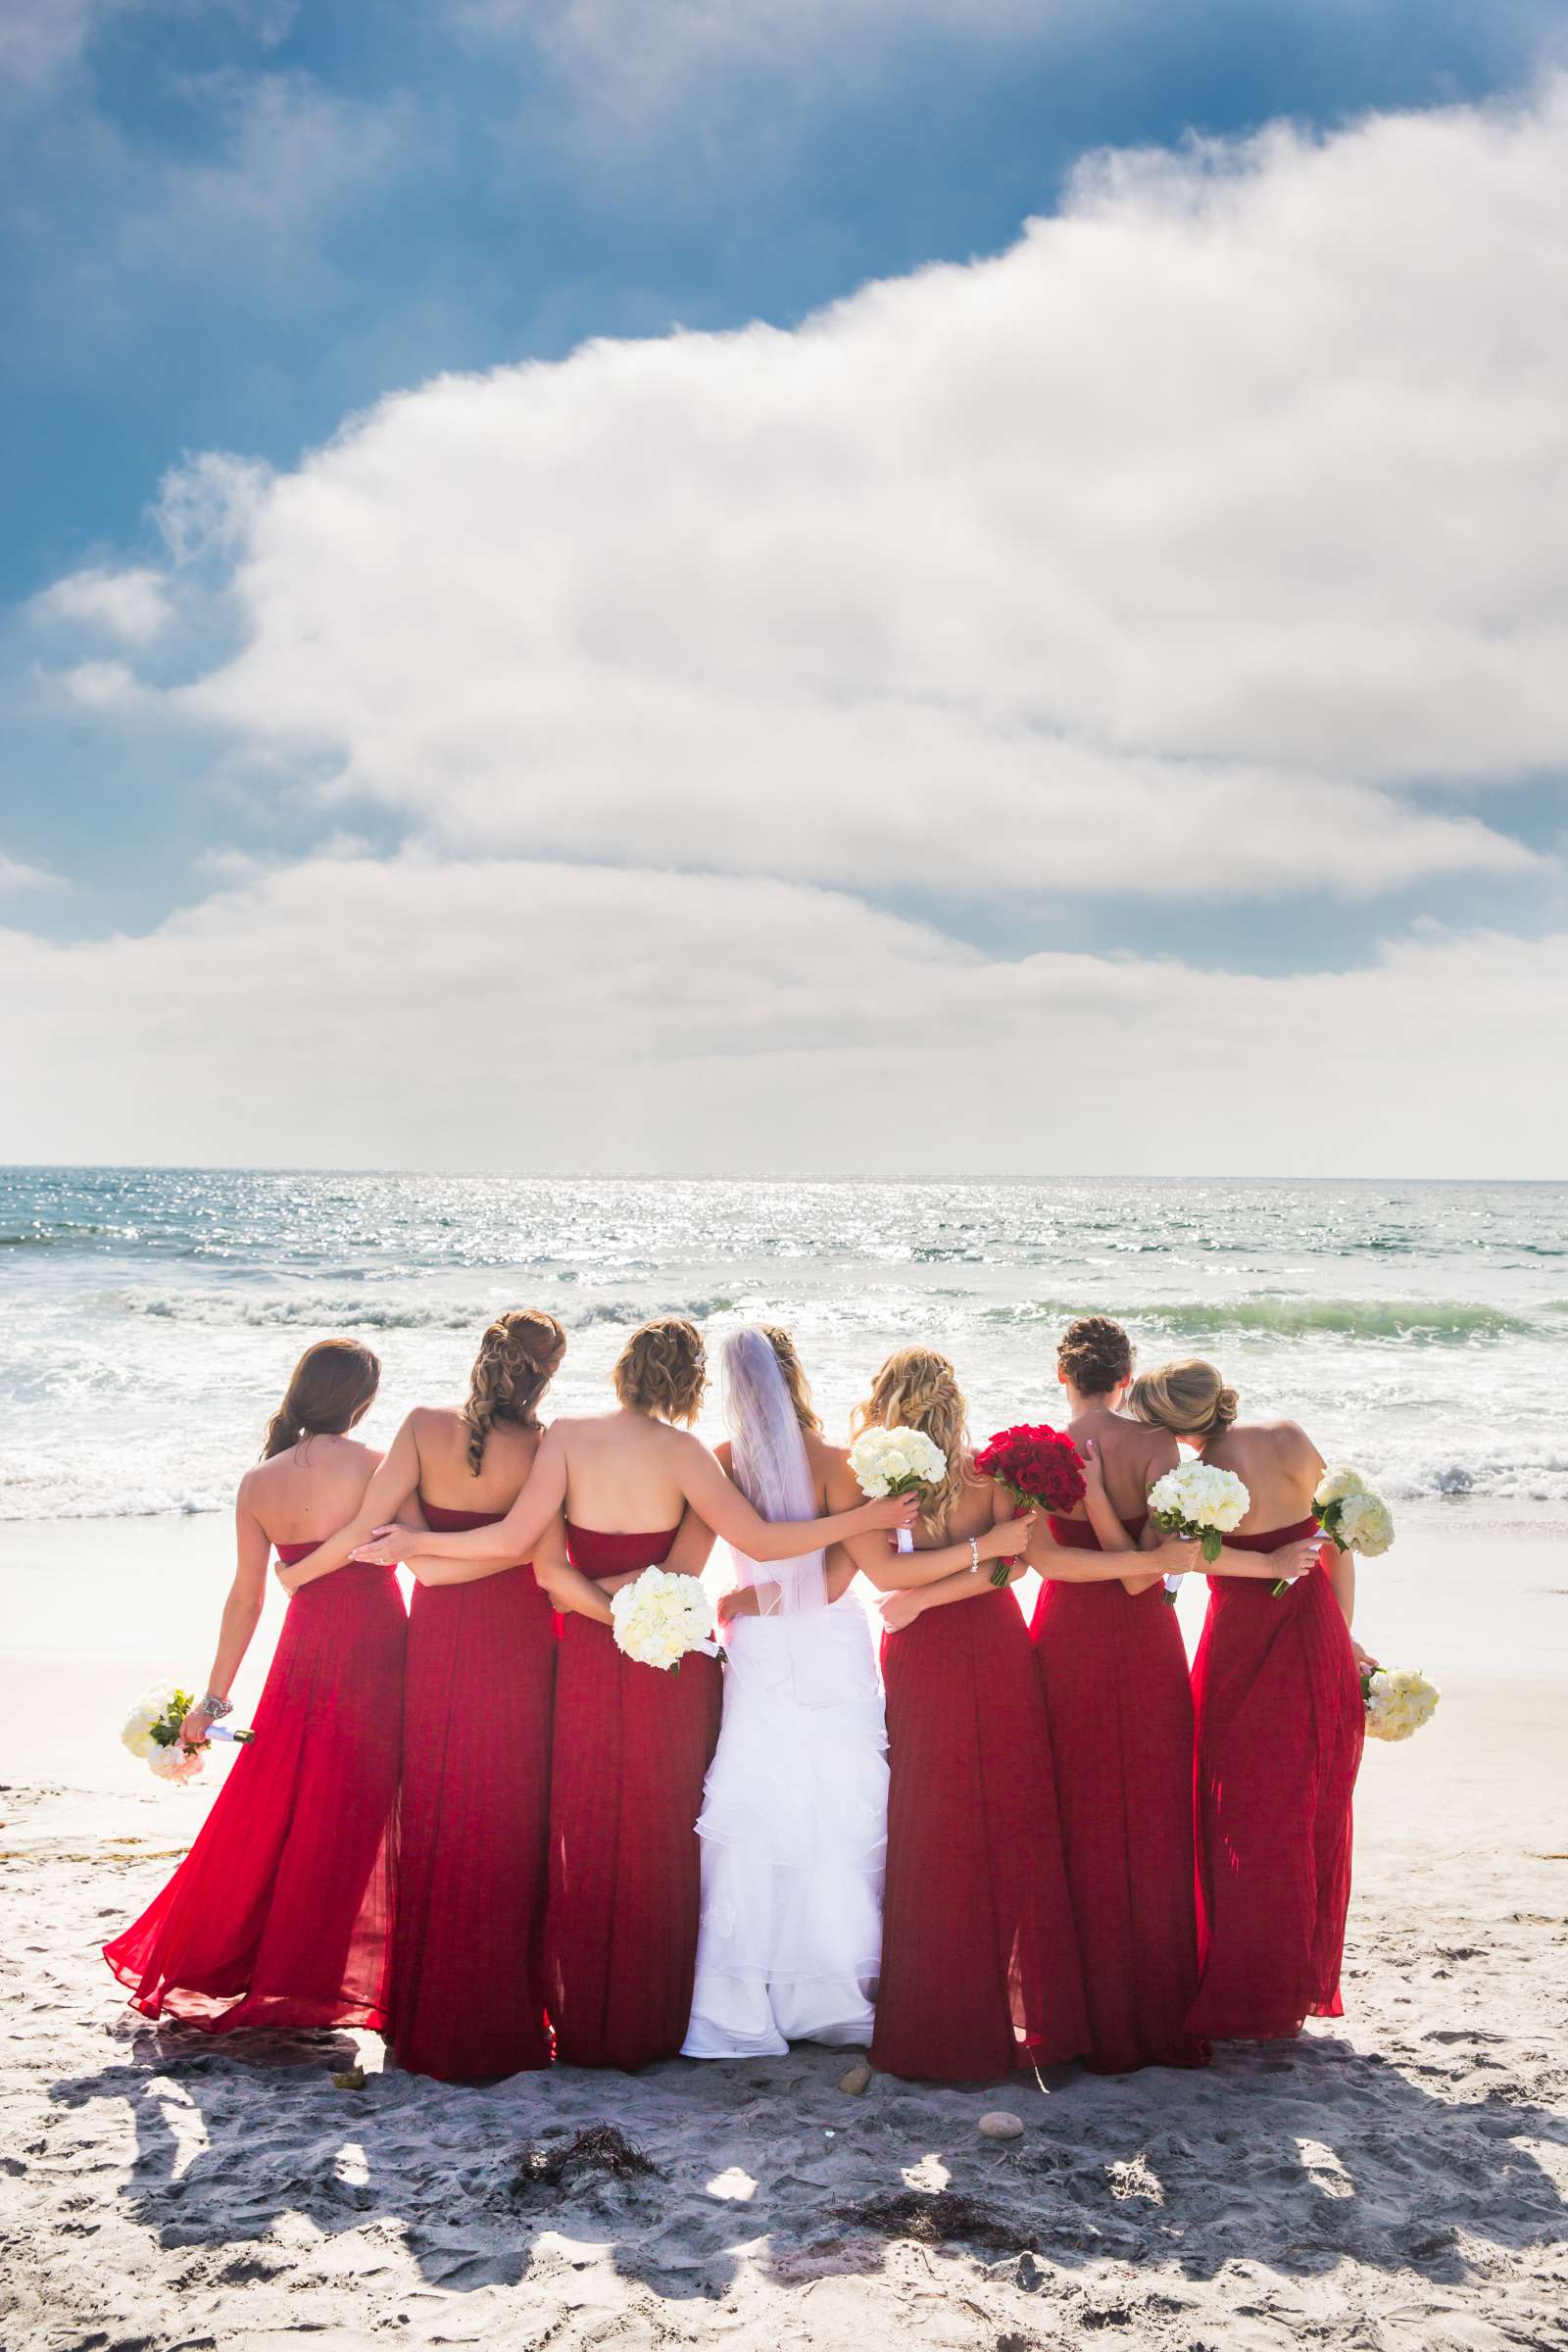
760 1325 822 1435
1129 1357 1239 1444
853 1345 979 1535
462 1308 567 1475
613 1316 707 1426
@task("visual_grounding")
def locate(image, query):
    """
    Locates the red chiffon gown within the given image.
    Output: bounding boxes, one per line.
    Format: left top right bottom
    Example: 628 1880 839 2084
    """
871 1582 1089 2082
104 1547 406 2031
545 1525 722 2069
389 1503 556 2080
1188 1520 1364 2039
1031 1515 1207 2073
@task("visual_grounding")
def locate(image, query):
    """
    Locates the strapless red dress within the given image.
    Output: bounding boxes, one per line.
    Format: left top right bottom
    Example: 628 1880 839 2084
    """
545 1525 722 2069
389 1502 556 2081
1188 1519 1364 2039
871 1581 1088 2082
1031 1515 1207 2073
104 1548 406 2031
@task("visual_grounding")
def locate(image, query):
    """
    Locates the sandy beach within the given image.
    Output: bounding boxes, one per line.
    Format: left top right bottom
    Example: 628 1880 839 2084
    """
2 1508 1566 2350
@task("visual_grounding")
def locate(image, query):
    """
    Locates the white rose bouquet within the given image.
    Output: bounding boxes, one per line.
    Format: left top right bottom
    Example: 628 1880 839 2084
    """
1361 1665 1439 1742
122 1685 254 1784
610 1567 716 1673
848 1425 948 1554
1147 1461 1250 1602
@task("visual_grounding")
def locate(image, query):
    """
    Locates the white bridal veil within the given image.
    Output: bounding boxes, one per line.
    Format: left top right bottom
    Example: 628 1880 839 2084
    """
721 1326 828 1619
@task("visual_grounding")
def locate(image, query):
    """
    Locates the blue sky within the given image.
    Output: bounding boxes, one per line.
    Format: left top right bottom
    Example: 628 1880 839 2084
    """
4 0 1559 607
2 1 1565 1173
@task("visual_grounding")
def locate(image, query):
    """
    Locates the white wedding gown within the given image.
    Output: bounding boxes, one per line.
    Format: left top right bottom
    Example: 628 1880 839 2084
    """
681 1586 889 2058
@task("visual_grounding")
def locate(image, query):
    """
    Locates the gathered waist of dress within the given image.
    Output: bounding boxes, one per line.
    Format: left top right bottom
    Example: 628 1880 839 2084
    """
1220 1516 1321 1552
1047 1511 1149 1552
564 1520 680 1582
1206 1515 1326 1598
274 1541 395 1579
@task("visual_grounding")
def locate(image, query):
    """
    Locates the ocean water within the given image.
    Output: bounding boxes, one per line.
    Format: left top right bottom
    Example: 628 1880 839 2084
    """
4 1167 1566 1528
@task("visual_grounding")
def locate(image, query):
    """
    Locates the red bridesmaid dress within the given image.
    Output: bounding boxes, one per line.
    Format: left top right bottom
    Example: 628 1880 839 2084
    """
1031 1515 1207 2073
389 1503 556 2081
104 1548 406 2031
545 1525 722 2069
871 1583 1088 2082
1187 1520 1364 2039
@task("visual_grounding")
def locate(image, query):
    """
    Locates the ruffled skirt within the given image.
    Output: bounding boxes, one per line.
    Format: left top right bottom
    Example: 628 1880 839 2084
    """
683 1597 887 2057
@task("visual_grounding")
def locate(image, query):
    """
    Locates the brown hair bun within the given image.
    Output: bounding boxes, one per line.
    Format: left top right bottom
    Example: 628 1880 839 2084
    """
1057 1315 1133 1396
613 1316 707 1426
1128 1357 1239 1443
463 1307 567 1474
263 1338 380 1460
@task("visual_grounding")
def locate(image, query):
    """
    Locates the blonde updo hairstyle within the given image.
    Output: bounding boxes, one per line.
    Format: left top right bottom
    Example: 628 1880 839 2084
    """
853 1345 977 1535
760 1324 823 1436
613 1315 707 1427
463 1308 567 1475
1129 1356 1239 1444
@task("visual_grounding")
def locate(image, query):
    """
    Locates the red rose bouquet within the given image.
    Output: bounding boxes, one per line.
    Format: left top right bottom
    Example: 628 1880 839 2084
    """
972 1423 1086 1586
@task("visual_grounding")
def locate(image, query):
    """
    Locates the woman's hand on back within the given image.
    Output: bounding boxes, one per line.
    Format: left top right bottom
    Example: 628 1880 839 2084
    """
861 1493 921 1535
981 1511 1036 1560
349 1525 407 1566
878 1587 925 1634
1267 1535 1323 1584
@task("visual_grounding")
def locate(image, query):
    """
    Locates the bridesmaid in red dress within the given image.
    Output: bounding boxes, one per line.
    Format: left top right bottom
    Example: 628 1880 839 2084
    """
317 1310 566 2081
1013 1316 1212 2074
1130 1358 1369 2040
104 1341 408 2032
368 1316 917 2070
837 1348 1089 2082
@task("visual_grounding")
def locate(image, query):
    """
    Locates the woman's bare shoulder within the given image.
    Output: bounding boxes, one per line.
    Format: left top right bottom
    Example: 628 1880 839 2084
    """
803 1430 848 1474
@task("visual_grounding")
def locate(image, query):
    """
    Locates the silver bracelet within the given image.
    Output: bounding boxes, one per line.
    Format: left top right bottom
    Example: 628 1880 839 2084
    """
197 1692 232 1720
968 1537 981 1575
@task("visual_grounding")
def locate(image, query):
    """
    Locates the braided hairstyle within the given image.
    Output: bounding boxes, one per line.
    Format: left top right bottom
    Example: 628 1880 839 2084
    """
852 1345 978 1536
262 1339 380 1460
462 1308 567 1475
760 1325 823 1435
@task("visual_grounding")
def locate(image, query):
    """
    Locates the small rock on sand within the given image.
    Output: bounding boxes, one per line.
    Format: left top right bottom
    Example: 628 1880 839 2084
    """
838 2062 872 2094
978 2110 1023 2139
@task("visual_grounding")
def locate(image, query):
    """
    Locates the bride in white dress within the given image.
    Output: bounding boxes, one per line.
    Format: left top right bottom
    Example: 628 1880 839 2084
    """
682 1326 889 2058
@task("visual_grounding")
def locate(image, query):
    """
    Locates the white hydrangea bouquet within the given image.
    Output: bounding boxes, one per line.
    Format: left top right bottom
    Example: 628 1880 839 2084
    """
122 1685 254 1783
1270 1464 1396 1596
1361 1665 1440 1742
610 1567 716 1673
848 1425 947 1554
1148 1461 1250 1601
1315 1465 1396 1555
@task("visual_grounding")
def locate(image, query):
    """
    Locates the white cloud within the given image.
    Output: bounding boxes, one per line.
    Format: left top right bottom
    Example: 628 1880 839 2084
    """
62 77 1556 901
59 659 144 710
0 852 62 896
33 565 171 645
1 850 1562 1174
